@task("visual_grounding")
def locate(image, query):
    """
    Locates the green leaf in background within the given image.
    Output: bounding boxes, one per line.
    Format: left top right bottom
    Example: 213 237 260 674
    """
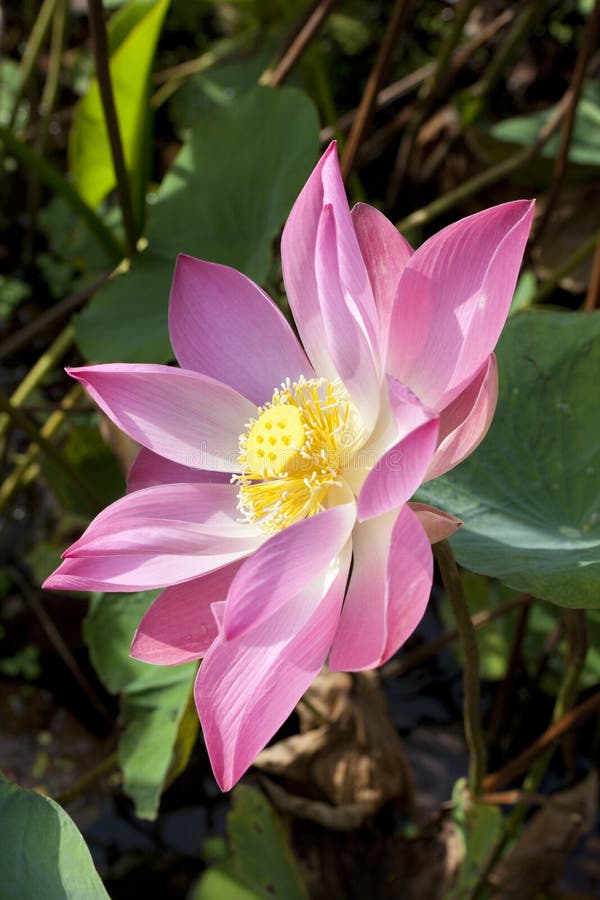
192 785 309 900
42 423 125 517
488 81 600 169
76 250 173 361
0 772 109 900
168 39 276 128
84 591 196 819
74 85 320 362
69 0 169 224
418 311 600 608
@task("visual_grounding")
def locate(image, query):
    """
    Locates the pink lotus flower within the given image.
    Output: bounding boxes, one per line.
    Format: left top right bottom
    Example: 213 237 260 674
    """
44 144 534 790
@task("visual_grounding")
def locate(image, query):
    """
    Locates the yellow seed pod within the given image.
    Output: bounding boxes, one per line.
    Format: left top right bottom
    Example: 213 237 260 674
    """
245 404 305 477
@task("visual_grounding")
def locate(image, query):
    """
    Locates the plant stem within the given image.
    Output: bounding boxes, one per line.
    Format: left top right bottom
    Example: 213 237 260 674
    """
340 0 411 180
471 610 589 897
469 0 548 102
0 389 102 511
0 271 112 363
396 90 568 234
7 0 58 131
532 230 597 304
382 592 533 679
533 0 600 244
388 0 477 199
0 386 83 513
262 0 337 88
56 751 119 807
584 228 600 310
0 123 122 264
9 565 113 725
484 679 599 795
0 325 74 442
87 0 137 257
434 539 487 796
320 8 514 143
151 32 256 108
24 0 69 263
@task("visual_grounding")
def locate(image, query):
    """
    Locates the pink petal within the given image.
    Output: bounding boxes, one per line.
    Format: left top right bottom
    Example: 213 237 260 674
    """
43 551 252 593
281 142 379 381
408 502 462 543
330 504 432 670
169 255 314 406
351 202 413 353
68 364 255 472
314 204 381 431
130 561 243 665
43 483 261 592
425 354 498 481
357 377 439 521
196 544 351 791
128 447 230 493
387 200 534 410
223 497 356 641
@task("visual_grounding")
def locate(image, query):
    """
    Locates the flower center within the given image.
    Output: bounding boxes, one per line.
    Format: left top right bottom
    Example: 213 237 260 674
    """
237 377 363 533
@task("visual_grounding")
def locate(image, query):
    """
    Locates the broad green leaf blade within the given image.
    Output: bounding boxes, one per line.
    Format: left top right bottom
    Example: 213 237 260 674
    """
74 85 320 362
75 250 173 362
418 311 600 607
0 773 109 900
193 786 309 900
191 867 260 900
69 0 169 221
229 786 308 899
84 591 196 819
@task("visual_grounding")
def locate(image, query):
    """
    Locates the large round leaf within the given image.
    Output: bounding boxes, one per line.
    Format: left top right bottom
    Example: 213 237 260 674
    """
75 85 319 363
0 774 109 900
419 311 600 607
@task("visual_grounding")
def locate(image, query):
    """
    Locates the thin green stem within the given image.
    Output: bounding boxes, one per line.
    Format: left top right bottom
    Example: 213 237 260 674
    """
470 0 548 102
0 325 74 442
24 0 69 263
56 751 119 807
427 0 478 102
469 610 588 899
0 389 102 511
584 228 600 311
434 540 487 796
152 32 256 108
532 230 598 304
0 386 81 513
0 123 122 264
534 0 600 245
390 0 477 197
7 0 58 131
396 91 567 234
87 0 137 256
341 0 411 181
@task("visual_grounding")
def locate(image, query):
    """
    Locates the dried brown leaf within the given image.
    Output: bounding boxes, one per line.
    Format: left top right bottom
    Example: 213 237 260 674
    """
254 668 414 827
491 770 598 900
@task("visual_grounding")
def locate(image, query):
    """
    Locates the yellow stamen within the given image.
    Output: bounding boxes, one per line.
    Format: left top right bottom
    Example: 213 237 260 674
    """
236 377 363 533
